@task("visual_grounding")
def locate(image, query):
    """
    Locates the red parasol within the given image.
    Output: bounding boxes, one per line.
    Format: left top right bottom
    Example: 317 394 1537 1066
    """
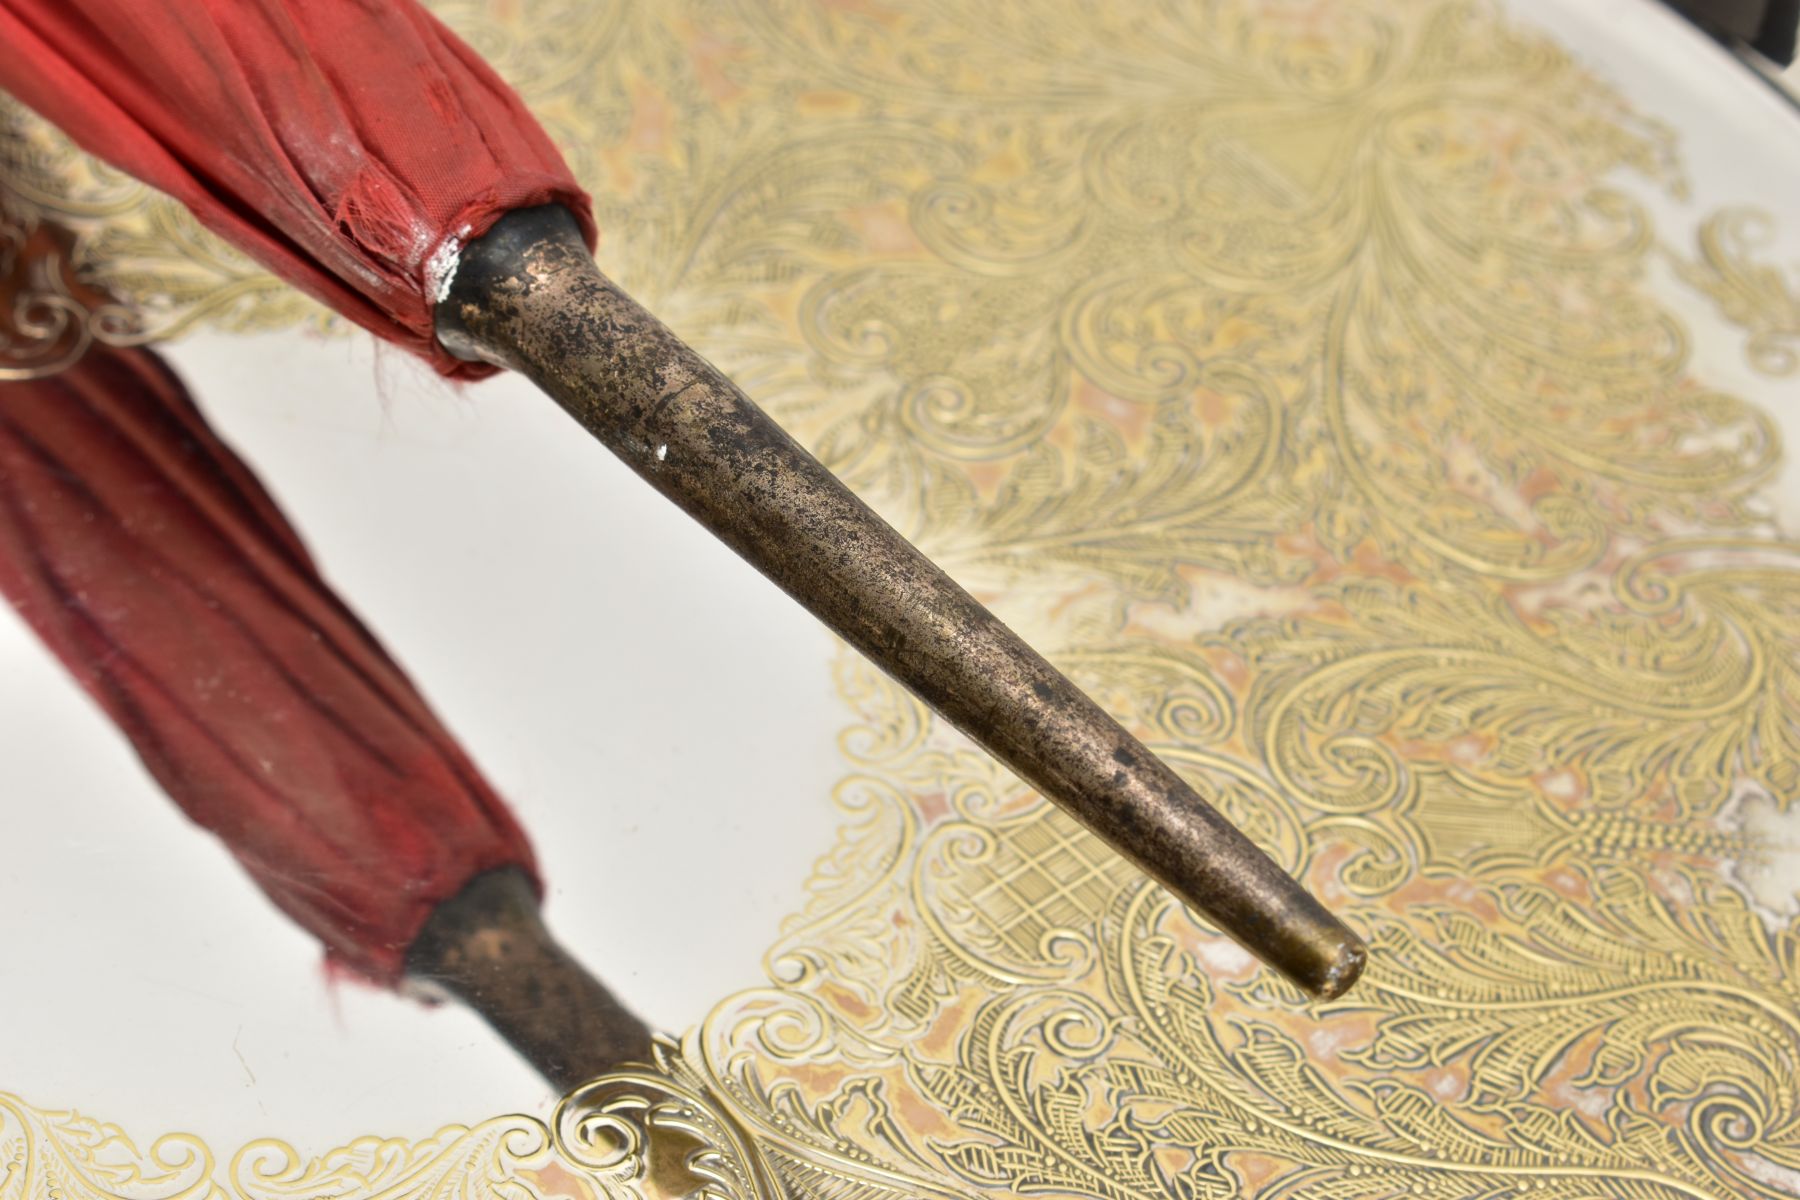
0 0 1366 1005
0 313 650 1082
0 0 593 377
0 335 539 984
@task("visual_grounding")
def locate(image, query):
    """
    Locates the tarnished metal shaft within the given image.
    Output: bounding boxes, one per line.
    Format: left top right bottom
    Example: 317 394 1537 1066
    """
437 206 1365 1000
407 868 653 1088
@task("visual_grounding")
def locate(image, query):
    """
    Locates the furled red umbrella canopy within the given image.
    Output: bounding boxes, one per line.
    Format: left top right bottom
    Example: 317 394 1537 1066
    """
0 222 649 1078
0 0 595 377
0 337 541 982
0 0 1368 1004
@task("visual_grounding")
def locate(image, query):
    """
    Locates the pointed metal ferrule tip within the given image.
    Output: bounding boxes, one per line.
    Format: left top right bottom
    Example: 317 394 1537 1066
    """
435 205 1367 1003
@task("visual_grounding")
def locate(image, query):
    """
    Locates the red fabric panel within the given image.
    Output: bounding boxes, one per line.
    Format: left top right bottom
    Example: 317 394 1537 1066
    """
0 0 595 379
0 344 540 982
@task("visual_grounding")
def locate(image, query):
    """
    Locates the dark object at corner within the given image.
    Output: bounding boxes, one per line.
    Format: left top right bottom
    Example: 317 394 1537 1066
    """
1668 0 1798 64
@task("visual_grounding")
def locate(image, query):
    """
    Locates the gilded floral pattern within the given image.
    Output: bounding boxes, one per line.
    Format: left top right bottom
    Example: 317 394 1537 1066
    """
3 0 1798 1197
1674 209 1800 377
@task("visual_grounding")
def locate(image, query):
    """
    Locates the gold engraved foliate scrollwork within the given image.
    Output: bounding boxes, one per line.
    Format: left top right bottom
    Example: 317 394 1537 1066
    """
674 1 1800 1195
0 213 146 378
1674 208 1800 377
4 0 1800 1198
1 1054 783 1200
